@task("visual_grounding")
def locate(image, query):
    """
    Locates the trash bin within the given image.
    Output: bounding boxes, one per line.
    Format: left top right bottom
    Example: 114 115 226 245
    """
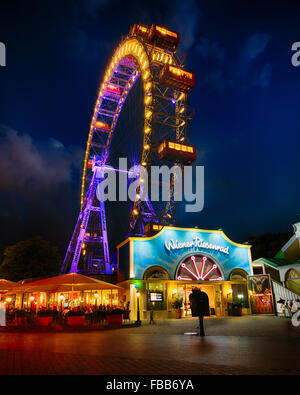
232 303 242 316
227 302 233 316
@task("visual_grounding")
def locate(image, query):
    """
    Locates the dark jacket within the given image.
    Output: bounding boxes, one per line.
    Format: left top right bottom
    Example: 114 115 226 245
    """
189 290 210 317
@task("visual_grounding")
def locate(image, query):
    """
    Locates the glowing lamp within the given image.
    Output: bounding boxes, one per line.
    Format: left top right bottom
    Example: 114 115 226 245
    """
94 121 110 131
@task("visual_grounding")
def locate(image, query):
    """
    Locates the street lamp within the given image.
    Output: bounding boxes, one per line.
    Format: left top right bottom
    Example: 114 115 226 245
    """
135 290 141 325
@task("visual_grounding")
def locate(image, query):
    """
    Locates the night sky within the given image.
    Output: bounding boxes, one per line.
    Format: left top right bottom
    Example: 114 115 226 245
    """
0 0 300 256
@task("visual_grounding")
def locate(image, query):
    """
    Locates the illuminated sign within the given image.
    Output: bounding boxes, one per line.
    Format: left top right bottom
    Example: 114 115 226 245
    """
150 292 163 302
165 237 230 255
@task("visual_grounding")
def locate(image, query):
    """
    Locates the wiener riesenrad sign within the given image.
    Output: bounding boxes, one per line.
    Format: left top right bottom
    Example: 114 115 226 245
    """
164 237 230 255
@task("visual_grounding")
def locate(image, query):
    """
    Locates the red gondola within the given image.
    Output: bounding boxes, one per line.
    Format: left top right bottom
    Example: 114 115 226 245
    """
159 64 195 93
158 140 196 165
130 23 150 40
148 24 179 52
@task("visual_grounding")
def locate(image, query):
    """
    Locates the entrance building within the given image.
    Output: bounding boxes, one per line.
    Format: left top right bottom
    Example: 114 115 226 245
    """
117 226 254 320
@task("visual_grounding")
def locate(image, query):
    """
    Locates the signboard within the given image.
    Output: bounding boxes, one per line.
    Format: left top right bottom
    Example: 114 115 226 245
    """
149 292 163 302
247 274 274 314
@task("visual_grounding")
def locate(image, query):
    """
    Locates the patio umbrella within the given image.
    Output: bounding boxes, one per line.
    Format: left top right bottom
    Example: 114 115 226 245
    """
0 279 18 292
7 273 121 294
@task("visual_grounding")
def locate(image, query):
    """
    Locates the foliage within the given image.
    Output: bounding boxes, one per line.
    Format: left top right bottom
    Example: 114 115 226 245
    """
66 310 84 316
14 310 28 317
105 308 123 315
245 232 293 260
172 297 183 310
233 296 244 307
0 236 61 281
37 310 54 317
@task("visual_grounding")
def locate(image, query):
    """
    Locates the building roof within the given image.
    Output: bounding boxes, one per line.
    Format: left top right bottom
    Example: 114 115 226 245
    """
258 257 296 268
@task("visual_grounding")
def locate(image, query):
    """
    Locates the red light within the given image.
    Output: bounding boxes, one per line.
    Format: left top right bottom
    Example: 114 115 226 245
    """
106 84 121 95
94 121 110 131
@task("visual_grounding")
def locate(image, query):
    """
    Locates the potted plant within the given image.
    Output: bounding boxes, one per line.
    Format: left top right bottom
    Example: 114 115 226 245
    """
14 310 28 327
66 310 85 326
37 310 53 326
172 297 183 319
106 308 123 325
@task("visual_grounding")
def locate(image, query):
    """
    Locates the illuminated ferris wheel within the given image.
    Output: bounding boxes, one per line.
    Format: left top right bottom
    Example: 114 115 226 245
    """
61 23 196 275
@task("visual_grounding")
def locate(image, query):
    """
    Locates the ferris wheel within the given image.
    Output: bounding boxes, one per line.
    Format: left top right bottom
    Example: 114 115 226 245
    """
61 23 196 275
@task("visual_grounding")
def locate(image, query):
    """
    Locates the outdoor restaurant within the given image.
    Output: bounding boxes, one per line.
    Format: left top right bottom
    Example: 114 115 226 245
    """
0 273 127 329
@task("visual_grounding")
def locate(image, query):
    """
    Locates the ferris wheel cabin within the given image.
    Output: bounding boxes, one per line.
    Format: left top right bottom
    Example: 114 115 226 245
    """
158 140 196 165
159 64 195 93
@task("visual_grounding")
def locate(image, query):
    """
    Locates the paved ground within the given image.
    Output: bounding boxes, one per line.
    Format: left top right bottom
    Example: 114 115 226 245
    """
0 316 300 375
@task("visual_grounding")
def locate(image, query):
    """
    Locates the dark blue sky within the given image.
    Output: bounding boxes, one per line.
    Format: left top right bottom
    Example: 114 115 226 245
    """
0 0 300 253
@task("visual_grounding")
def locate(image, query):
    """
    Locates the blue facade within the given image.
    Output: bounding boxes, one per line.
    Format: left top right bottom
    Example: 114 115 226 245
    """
130 227 252 281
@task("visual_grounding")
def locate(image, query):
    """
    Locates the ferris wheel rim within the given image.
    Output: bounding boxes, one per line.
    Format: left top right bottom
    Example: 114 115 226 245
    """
81 35 189 233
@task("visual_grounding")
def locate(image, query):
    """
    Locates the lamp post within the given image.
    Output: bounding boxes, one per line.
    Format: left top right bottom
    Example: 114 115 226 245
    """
135 290 141 325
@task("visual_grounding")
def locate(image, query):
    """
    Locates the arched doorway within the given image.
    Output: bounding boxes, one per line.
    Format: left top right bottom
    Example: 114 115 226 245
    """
143 266 170 312
175 254 223 316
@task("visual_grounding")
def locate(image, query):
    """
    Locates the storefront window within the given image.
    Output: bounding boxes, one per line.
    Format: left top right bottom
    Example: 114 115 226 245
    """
146 282 167 310
232 283 249 308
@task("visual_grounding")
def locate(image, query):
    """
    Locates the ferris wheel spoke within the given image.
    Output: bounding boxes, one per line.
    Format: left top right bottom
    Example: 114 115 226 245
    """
200 256 207 279
190 256 201 279
202 264 217 281
181 263 199 280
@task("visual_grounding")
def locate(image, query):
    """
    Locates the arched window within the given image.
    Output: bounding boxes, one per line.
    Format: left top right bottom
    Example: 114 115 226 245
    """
143 266 170 280
230 269 248 281
176 255 223 281
285 268 300 295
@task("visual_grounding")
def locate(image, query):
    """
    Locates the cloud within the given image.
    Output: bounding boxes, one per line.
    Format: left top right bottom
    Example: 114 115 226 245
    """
168 0 200 52
0 126 84 196
196 38 226 62
253 63 273 88
194 32 273 92
240 32 271 65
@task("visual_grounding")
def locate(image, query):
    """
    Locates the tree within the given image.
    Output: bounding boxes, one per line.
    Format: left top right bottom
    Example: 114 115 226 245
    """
0 236 61 282
245 232 293 261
